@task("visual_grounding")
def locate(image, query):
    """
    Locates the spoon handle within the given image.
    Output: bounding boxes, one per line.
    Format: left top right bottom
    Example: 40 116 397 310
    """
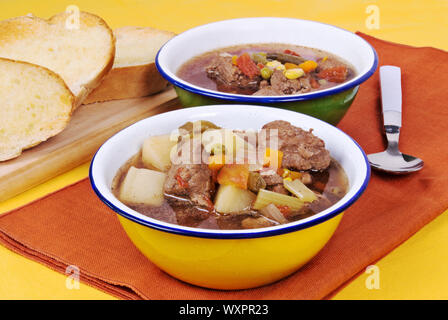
380 66 402 129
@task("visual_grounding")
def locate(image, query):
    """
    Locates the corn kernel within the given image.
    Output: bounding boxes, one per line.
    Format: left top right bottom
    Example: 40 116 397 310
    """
284 68 304 80
266 60 281 69
284 177 293 181
282 169 291 178
260 67 273 79
276 64 286 71
289 171 302 180
322 56 328 62
232 55 238 65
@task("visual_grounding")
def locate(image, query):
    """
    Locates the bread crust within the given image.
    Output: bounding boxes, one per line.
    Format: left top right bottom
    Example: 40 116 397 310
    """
83 62 168 104
83 26 174 104
0 57 75 161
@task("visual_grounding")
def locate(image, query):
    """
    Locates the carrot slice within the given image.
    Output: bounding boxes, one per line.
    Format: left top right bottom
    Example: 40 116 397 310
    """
217 164 250 190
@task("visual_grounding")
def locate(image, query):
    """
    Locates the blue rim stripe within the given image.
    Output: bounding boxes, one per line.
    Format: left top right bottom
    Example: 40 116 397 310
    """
155 17 378 103
89 108 371 240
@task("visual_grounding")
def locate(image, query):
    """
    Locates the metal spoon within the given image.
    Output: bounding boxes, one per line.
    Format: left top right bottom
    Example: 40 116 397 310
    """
367 66 424 174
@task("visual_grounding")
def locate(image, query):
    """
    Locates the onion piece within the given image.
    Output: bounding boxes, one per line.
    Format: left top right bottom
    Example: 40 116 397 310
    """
260 203 288 224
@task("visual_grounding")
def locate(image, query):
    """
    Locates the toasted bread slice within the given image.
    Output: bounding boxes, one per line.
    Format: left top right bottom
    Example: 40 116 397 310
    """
84 26 175 104
0 58 74 161
0 11 115 108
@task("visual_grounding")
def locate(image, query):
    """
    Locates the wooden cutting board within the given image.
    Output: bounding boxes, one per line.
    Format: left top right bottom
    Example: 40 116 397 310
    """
0 88 179 202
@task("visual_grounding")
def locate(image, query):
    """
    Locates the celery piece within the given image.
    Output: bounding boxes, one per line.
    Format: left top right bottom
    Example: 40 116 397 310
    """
214 184 256 214
253 189 304 211
283 179 318 203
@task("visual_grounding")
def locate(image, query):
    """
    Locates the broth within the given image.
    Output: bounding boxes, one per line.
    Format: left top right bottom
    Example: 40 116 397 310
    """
111 120 349 230
177 43 355 96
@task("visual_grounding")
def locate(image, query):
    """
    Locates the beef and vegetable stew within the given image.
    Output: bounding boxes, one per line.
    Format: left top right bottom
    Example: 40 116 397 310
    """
177 43 355 96
112 120 348 230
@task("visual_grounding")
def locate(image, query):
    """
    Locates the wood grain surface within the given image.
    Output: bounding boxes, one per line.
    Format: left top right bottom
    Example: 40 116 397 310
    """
0 88 179 202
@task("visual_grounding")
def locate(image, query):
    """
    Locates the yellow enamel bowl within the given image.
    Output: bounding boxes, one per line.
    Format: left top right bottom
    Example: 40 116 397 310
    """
90 105 370 290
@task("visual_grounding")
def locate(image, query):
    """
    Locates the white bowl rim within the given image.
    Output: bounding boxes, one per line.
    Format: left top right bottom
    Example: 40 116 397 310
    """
89 105 370 239
155 17 378 103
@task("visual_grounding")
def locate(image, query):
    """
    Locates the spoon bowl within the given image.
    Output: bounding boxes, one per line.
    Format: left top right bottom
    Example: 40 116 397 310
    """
367 150 424 174
367 65 423 174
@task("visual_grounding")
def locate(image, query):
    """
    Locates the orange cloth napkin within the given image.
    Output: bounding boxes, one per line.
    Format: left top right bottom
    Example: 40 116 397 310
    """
1 33 448 300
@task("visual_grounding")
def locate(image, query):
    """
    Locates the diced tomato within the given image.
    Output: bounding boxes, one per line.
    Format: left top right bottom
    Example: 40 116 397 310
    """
310 77 320 89
217 164 249 189
236 53 260 79
257 62 264 69
284 49 300 57
317 66 348 83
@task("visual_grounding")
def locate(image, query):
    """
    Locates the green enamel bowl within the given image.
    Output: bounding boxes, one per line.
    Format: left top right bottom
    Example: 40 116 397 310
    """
156 17 377 126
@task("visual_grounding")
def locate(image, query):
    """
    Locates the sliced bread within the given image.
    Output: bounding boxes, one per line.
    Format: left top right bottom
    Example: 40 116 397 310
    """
0 11 115 108
83 26 175 104
0 58 74 161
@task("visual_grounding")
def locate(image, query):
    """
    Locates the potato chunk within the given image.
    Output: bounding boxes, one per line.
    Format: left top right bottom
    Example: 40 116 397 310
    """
142 134 177 171
202 129 256 160
119 166 166 206
214 184 256 214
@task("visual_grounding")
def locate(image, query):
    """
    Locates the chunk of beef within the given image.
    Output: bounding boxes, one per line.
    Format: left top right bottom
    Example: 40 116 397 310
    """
260 168 283 185
253 85 282 96
254 70 312 96
262 120 331 171
270 70 301 95
259 168 290 195
173 205 211 227
268 184 289 195
259 80 269 89
164 163 215 209
299 77 311 93
206 55 260 94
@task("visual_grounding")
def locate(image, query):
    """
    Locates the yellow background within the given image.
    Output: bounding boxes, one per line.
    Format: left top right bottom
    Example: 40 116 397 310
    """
0 0 447 299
